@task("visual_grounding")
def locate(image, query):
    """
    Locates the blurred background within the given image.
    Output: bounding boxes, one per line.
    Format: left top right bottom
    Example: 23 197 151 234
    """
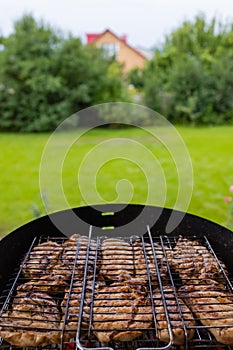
0 0 233 237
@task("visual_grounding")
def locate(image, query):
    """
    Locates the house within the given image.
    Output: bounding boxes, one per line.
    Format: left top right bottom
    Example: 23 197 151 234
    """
86 29 151 73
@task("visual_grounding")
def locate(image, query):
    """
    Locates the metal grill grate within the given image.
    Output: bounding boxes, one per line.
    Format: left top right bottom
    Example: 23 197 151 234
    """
0 227 233 350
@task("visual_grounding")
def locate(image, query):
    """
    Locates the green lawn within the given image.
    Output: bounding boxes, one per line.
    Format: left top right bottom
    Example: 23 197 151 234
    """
0 126 232 237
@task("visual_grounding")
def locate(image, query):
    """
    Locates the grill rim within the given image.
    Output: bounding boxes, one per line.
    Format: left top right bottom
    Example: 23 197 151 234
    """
1 204 232 292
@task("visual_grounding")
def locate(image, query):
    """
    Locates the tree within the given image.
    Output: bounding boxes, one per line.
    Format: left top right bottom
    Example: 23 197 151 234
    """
127 67 144 90
143 14 233 124
208 51 233 123
0 15 66 131
0 15 130 131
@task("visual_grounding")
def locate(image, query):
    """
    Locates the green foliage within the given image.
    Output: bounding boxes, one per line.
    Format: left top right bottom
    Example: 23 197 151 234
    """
143 14 233 125
0 15 63 131
127 67 144 90
0 15 130 131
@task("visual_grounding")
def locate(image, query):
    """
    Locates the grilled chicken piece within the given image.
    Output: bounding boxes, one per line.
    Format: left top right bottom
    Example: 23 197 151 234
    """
100 238 134 281
61 278 105 341
19 235 94 294
54 234 96 279
172 238 226 284
22 241 63 279
0 292 61 347
179 282 233 345
153 286 195 345
93 280 152 342
17 271 69 294
133 240 169 283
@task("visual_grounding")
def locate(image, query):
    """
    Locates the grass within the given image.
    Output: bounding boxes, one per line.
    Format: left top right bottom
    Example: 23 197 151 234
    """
0 126 232 237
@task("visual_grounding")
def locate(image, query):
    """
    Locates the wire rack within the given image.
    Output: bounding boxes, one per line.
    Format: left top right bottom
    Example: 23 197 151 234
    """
0 227 233 350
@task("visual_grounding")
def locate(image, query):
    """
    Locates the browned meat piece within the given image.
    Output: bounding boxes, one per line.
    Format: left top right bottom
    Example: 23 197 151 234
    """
153 286 195 345
17 271 69 294
55 234 96 280
0 292 61 347
133 240 169 283
172 238 226 284
61 278 105 341
93 280 152 342
179 282 233 345
22 241 63 279
100 238 134 281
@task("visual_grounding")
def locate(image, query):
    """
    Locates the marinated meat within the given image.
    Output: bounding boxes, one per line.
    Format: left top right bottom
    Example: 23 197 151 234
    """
153 286 195 345
22 241 63 279
61 278 105 341
2 234 232 348
133 240 169 283
172 238 226 284
100 238 134 281
17 271 69 294
0 292 61 347
179 283 233 345
93 280 152 342
55 234 96 279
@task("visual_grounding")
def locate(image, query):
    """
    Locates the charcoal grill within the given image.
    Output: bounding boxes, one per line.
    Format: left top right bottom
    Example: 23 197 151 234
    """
0 204 233 350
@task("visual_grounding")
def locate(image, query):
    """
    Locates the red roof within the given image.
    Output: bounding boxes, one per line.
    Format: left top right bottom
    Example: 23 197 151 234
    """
86 31 127 45
86 33 101 44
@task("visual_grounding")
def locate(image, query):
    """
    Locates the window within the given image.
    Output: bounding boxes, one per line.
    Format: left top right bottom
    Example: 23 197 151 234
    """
100 43 119 59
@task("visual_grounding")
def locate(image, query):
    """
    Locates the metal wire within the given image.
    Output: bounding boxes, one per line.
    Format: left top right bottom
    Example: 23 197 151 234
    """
159 236 189 350
147 227 174 349
0 237 37 317
0 232 233 350
60 235 89 349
